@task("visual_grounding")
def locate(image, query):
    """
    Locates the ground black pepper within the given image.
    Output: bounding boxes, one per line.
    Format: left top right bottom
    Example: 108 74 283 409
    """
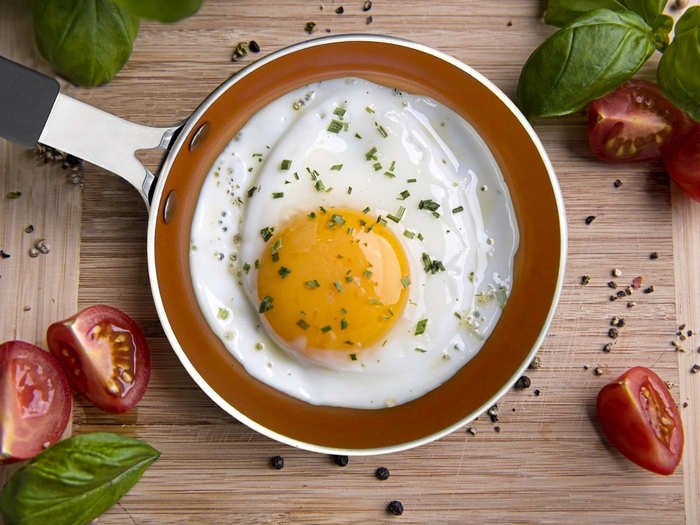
335 6 344 14
650 252 658 259
534 389 541 396
362 0 372 11
366 15 373 24
487 405 499 422
305 21 316 33
506 20 513 26
466 426 477 436
614 178 623 188
514 375 531 390
528 356 542 369
24 225 34 234
494 425 501 433
607 281 617 288
270 455 284 469
386 500 404 516
594 367 604 376
249 40 260 53
581 275 591 285
375 467 390 480
0 250 9 259
332 454 349 466
584 215 596 225
691 364 700 374
643 285 655 294
603 343 613 352
608 328 619 339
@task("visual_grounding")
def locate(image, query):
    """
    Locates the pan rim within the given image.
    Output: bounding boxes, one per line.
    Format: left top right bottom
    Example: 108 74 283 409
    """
146 34 568 455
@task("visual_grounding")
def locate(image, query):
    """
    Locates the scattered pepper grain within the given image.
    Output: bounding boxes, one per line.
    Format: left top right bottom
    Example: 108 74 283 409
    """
386 500 404 516
332 454 349 467
614 179 623 188
649 252 658 260
305 21 317 33
608 328 619 339
362 0 372 11
270 456 284 469
612 268 622 277
514 375 531 390
691 364 700 374
375 467 390 480
528 356 542 369
466 427 477 436
335 6 344 14
585 215 596 225
580 275 591 285
603 343 613 353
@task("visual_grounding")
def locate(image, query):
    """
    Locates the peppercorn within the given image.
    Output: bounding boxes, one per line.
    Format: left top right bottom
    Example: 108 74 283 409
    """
609 328 619 339
249 40 260 53
466 426 477 436
362 0 372 11
24 225 34 234
304 21 316 34
366 15 373 24
649 252 658 259
335 6 344 14
534 389 541 396
332 454 349 467
691 364 700 374
386 500 404 516
528 356 542 369
514 375 531 390
594 367 604 376
602 343 613 353
0 250 9 259
270 456 284 469
35 239 50 254
375 466 390 480
614 179 623 188
580 275 591 285
585 215 596 225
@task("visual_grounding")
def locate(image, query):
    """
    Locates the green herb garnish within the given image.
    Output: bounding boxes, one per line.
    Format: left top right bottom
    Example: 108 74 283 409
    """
280 159 292 170
331 164 343 171
272 192 284 199
401 276 410 288
6 191 21 199
398 190 410 200
278 266 291 278
365 147 378 160
333 107 346 118
407 178 417 183
403 230 415 239
373 162 382 171
452 206 464 214
349 353 357 360
347 186 352 195
414 319 428 335
297 319 310 330
271 238 282 254
365 106 375 113
376 123 388 138
415 348 427 353
363 270 372 278
387 206 405 223
421 252 446 274
321 325 332 333
418 199 440 212
333 280 344 292
331 214 345 226
247 186 257 198
217 308 229 320
259 296 274 313
308 211 316 219
242 262 251 273
260 226 274 242
384 171 395 178
327 120 343 133
305 279 320 289
341 318 348 330
362 206 370 214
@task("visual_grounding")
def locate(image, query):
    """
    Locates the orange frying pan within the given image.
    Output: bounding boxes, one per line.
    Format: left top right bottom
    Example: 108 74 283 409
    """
0 35 566 454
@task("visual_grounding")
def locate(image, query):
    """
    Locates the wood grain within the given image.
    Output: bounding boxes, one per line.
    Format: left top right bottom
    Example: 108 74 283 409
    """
2 1 698 523
0 0 78 487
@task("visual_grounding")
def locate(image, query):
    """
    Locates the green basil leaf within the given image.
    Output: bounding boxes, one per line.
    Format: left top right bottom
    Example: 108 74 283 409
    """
517 9 656 119
544 0 628 27
620 0 667 25
111 0 204 23
658 6 700 122
33 0 139 87
651 13 674 50
0 432 159 525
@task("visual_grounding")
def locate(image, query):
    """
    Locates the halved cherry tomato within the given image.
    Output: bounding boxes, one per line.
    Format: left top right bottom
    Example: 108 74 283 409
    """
47 305 151 413
597 367 683 475
0 341 71 462
663 123 700 202
588 80 692 163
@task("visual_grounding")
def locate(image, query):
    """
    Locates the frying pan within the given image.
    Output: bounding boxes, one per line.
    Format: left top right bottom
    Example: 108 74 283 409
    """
0 35 566 455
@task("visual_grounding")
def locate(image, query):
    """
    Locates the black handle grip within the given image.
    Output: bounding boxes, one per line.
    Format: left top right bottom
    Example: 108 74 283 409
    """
0 56 60 147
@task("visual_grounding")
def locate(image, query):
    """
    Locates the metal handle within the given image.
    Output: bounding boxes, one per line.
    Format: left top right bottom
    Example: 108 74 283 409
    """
0 56 182 207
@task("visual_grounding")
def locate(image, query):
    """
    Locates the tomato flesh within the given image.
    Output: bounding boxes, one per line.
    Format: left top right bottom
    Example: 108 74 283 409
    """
663 123 700 202
47 305 151 413
588 80 692 163
597 367 683 475
0 341 71 462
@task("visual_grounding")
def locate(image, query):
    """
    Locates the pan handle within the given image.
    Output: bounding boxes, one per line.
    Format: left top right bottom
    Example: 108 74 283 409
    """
0 56 182 207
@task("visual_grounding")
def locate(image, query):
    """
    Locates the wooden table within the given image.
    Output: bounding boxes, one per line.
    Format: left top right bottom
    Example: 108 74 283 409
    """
2 1 699 523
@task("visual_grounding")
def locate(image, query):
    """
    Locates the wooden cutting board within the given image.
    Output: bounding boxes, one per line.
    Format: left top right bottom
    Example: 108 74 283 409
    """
2 1 699 523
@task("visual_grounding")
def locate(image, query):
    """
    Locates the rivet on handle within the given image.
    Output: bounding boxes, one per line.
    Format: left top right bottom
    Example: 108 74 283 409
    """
189 122 210 152
163 190 177 224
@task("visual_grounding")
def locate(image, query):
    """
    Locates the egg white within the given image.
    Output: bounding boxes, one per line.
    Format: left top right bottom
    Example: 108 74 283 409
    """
190 78 518 409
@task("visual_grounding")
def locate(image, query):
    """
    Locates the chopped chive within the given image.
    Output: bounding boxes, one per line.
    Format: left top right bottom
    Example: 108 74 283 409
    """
327 120 343 133
341 318 348 330
362 206 370 214
421 252 445 274
369 298 383 305
417 232 424 241
432 211 440 219
347 226 354 234
386 206 405 223
384 171 395 178
401 276 410 288
377 216 387 226
373 162 382 171
217 308 229 320
333 280 344 292
452 206 464 214
415 319 428 335
278 266 291 278
260 227 274 242
340 307 348 315
398 190 410 200
345 276 353 283
331 164 343 171
354 132 362 139
363 270 372 278
252 153 263 158
347 186 352 195
247 186 257 198
280 159 292 170
259 296 274 313
365 224 374 233
333 107 346 118
321 325 332 333
365 147 378 160
415 348 427 353
454 312 462 319
294 171 300 180
403 230 415 239
308 211 316 219
271 238 282 254
272 192 284 199
271 253 279 262
305 279 320 289
349 353 357 360
365 106 375 113
331 214 345 225
387 161 395 173
254 259 260 269
314 179 327 192
376 123 388 138
297 319 310 330
319 206 327 214
407 178 417 183
242 262 251 273
418 199 440 212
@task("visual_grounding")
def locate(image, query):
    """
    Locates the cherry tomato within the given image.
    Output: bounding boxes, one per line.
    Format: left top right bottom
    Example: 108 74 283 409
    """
47 305 151 413
663 123 700 202
0 341 71 462
588 80 692 163
597 367 683 475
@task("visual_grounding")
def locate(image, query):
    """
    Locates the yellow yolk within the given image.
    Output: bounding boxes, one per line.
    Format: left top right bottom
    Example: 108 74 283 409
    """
256 207 410 356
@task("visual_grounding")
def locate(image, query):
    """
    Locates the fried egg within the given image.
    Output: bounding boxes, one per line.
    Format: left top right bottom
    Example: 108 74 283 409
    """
190 77 518 409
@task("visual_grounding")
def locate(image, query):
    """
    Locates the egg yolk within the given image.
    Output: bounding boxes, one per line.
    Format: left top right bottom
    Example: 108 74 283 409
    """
256 207 410 356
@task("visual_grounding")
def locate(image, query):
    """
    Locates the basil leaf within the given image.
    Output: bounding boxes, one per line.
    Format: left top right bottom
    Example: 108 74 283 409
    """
658 6 700 122
0 432 159 525
517 9 656 119
544 0 628 27
650 13 674 50
111 0 204 23
620 0 667 25
33 0 139 87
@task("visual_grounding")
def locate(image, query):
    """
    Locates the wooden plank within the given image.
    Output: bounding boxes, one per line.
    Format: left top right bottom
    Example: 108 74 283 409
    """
0 0 80 487
2 0 696 523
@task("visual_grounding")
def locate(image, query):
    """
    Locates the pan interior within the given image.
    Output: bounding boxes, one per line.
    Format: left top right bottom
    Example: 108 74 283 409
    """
152 38 562 451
